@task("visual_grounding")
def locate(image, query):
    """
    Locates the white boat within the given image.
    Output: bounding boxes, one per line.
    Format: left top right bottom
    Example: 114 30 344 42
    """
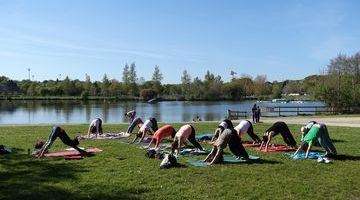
271 99 289 103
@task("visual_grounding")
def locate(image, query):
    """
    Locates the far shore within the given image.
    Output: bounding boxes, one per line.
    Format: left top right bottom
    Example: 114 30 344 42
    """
1 115 359 127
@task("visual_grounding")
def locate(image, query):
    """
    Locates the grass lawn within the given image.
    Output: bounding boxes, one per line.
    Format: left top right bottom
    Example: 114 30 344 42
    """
1 123 359 200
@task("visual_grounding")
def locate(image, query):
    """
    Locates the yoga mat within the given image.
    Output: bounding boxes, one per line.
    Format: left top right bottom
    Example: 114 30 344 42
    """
242 141 260 147
284 152 325 160
65 147 85 151
179 148 210 156
188 155 260 167
162 148 210 157
140 144 172 151
121 137 152 144
44 148 103 157
257 145 295 152
64 155 84 160
195 133 213 141
83 132 130 139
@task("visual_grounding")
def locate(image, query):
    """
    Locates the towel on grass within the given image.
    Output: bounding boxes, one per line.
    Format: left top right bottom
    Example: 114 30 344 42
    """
84 132 130 139
257 144 295 152
284 152 325 160
187 155 260 167
140 144 172 151
44 148 103 158
161 148 210 157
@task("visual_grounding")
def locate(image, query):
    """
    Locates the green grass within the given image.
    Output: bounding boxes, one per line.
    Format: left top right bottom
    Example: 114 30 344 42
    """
1 123 359 200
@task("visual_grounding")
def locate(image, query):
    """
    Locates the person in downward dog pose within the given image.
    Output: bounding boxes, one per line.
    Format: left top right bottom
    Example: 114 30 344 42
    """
234 120 261 143
125 110 144 134
171 124 203 155
36 126 88 158
146 125 177 149
293 123 337 158
131 117 158 144
211 119 234 142
204 128 249 165
87 118 103 137
259 121 297 152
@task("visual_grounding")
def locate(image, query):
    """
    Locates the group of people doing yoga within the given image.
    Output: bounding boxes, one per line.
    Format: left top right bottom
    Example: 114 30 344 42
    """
208 119 337 164
32 109 337 163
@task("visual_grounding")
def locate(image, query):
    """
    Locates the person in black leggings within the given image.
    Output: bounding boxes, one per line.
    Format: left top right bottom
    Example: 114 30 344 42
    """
171 124 203 155
204 128 249 165
259 121 297 152
36 126 87 158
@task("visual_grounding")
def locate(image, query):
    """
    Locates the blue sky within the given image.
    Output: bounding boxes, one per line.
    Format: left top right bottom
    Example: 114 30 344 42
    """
0 0 359 83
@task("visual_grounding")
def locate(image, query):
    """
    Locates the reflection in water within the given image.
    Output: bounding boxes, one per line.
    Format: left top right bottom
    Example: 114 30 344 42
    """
0 100 325 124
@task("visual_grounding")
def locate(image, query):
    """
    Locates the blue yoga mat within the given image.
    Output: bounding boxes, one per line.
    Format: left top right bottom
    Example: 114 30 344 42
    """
195 133 213 141
188 155 260 167
284 152 325 160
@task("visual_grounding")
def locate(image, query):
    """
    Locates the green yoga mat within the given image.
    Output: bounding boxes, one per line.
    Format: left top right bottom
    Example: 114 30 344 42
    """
188 155 260 167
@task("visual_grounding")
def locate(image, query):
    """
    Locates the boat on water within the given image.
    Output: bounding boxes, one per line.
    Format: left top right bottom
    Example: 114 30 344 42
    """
271 99 290 103
147 98 158 103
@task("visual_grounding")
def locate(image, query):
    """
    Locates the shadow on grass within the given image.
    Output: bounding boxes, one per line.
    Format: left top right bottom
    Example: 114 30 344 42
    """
0 149 146 200
334 154 360 161
224 159 282 165
332 139 347 143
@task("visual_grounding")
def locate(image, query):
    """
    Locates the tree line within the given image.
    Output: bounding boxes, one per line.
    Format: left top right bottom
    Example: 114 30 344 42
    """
1 52 360 110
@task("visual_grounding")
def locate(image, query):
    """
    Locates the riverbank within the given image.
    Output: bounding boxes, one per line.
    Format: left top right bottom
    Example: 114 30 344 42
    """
1 115 359 127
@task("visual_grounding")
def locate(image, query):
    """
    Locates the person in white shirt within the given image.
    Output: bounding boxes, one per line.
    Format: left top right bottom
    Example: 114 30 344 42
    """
234 120 261 143
211 119 234 142
88 118 103 137
131 117 158 144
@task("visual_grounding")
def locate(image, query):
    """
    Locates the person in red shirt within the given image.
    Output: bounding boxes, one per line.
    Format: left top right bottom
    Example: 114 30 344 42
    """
146 125 177 149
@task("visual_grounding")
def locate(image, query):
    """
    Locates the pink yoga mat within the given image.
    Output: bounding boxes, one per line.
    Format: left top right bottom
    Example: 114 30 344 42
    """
44 148 103 157
256 145 294 152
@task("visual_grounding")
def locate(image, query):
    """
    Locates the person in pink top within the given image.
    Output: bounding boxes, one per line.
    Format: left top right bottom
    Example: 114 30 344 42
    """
146 125 177 149
171 124 203 154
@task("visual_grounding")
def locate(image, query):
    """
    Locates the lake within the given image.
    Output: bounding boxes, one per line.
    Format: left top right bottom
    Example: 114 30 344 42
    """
0 100 325 124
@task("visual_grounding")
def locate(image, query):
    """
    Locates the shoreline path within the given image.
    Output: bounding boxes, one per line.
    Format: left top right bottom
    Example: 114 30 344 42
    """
254 116 360 128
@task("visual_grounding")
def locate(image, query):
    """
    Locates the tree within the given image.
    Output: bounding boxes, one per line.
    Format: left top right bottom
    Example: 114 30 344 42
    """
129 63 137 84
181 70 191 84
181 70 191 97
84 74 92 95
101 74 111 96
152 65 163 82
128 63 138 96
140 89 158 101
122 64 130 84
272 83 283 99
